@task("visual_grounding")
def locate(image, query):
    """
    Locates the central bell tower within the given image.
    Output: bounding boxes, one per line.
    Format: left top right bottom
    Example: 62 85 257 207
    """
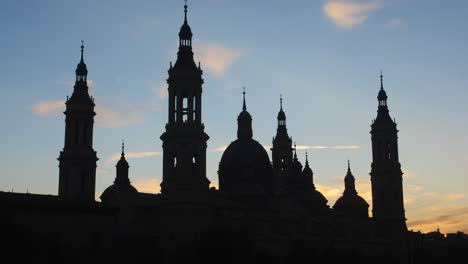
160 3 210 196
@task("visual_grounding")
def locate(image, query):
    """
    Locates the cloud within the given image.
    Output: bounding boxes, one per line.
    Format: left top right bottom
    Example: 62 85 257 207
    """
95 103 150 128
194 42 242 75
32 100 64 116
447 193 465 201
110 151 161 161
407 207 468 233
151 81 168 99
316 184 342 201
212 144 360 153
296 145 360 150
385 18 404 28
132 178 161 194
211 145 229 153
323 0 382 28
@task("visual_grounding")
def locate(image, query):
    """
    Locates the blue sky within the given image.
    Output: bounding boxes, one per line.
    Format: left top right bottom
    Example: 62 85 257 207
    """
1 0 467 233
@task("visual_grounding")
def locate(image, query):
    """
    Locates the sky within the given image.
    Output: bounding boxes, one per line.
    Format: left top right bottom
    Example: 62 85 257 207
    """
1 0 468 234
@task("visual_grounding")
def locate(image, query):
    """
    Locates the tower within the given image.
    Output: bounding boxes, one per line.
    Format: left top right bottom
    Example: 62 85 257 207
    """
160 3 210 196
58 42 98 202
271 95 293 194
370 74 407 238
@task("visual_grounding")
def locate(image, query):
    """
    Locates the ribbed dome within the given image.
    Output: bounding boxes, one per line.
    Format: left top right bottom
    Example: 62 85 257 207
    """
100 183 138 203
218 138 273 195
334 194 368 209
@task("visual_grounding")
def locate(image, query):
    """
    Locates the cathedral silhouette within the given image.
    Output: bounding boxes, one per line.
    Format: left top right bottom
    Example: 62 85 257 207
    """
2 3 465 264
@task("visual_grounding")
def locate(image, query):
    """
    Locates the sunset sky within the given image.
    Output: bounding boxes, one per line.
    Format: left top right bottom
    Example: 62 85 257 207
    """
1 0 467 233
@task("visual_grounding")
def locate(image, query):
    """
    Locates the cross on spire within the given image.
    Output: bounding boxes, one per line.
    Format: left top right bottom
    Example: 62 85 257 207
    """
80 40 84 62
380 70 384 90
242 86 246 111
280 94 283 110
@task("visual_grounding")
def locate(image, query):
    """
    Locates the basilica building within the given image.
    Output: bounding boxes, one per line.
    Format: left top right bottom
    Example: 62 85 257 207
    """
1 3 416 264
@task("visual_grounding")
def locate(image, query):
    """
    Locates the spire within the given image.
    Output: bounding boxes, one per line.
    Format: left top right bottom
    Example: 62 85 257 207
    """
380 71 384 91
377 71 388 107
116 141 129 169
305 151 309 166
280 94 283 110
277 94 286 123
121 139 125 157
344 160 357 195
178 0 193 45
242 86 247 111
237 87 252 139
184 0 188 24
80 40 84 63
75 41 88 80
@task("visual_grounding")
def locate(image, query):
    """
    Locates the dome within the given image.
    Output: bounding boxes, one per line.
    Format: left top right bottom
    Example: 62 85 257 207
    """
218 138 273 195
100 183 138 203
333 194 369 217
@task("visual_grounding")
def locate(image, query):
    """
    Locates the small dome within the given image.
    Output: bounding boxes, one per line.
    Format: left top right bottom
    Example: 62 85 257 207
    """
378 88 387 101
75 61 88 76
219 138 273 195
116 155 129 168
238 110 252 120
277 109 286 120
179 22 193 40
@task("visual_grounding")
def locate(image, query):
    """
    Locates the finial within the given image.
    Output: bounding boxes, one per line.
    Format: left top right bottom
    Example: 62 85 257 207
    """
242 86 246 111
121 139 125 157
280 94 283 110
80 40 84 62
184 0 188 23
305 151 309 165
347 159 351 172
380 70 384 91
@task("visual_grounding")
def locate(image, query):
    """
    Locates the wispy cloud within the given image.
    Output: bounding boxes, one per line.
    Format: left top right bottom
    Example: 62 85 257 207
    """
323 0 382 28
34 79 159 128
132 178 161 194
194 42 242 76
212 144 359 153
110 151 161 161
32 100 64 116
296 145 360 150
385 18 404 28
